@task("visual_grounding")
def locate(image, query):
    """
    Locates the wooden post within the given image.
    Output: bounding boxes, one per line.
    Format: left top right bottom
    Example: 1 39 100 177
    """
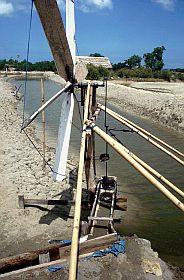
98 104 184 166
90 124 184 212
85 86 96 194
41 78 46 170
68 83 91 280
18 195 25 209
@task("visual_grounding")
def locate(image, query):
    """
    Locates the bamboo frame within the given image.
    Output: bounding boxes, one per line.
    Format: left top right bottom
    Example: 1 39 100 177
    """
41 78 46 169
113 110 184 159
68 83 91 280
98 104 184 166
89 123 184 212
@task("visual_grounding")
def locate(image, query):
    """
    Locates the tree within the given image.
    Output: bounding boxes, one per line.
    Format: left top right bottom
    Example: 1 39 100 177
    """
89 53 104 57
143 46 166 71
112 62 125 71
123 54 142 69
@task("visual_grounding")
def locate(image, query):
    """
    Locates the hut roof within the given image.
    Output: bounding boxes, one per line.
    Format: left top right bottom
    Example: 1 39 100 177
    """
76 56 112 69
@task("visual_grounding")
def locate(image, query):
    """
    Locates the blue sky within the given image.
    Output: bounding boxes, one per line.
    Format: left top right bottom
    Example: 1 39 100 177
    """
0 0 184 68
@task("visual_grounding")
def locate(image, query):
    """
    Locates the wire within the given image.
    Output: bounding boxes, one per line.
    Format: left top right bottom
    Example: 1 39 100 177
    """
75 35 80 56
104 78 108 177
23 129 65 177
22 0 34 129
107 127 126 147
108 128 134 133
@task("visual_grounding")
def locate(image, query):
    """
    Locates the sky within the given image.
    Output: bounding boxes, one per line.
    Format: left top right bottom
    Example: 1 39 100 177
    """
0 0 184 68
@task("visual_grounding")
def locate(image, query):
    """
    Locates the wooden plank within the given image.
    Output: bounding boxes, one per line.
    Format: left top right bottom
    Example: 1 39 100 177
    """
34 0 73 81
22 198 89 207
0 234 117 277
0 253 90 279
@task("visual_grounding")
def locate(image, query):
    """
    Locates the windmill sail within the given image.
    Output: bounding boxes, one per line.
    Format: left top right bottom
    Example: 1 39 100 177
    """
34 0 76 181
52 0 76 181
34 0 73 81
66 0 76 65
52 92 74 181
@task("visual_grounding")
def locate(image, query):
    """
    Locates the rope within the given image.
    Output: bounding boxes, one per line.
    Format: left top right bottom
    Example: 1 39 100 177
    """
22 0 34 129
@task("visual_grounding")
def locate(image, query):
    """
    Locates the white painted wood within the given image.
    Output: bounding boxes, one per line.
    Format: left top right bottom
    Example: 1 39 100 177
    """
52 92 74 181
66 0 76 70
52 1 76 182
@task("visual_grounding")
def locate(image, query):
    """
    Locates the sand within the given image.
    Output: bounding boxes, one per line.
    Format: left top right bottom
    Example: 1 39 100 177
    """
97 80 184 133
0 78 76 258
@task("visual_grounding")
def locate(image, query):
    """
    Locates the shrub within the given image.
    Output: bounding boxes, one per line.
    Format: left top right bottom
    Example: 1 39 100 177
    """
86 64 110 80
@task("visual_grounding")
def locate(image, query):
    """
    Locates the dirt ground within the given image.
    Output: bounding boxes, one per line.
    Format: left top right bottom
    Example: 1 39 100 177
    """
0 78 76 258
97 80 184 133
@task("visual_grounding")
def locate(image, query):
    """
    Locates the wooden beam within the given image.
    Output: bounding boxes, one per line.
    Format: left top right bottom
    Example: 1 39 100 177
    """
34 0 73 81
18 196 89 208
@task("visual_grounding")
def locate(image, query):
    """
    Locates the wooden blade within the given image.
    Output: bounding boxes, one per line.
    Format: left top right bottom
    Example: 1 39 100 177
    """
34 0 74 81
52 92 74 181
66 0 76 65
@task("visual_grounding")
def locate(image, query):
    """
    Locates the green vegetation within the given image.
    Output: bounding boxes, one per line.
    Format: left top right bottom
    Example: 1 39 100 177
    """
123 55 142 69
1 47 184 82
143 46 166 71
86 64 109 80
89 53 104 57
0 59 56 72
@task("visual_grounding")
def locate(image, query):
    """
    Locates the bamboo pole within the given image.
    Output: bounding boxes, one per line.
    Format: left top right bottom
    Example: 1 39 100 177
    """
69 83 91 280
98 103 184 159
41 78 46 170
98 131 184 198
98 104 184 166
88 123 184 212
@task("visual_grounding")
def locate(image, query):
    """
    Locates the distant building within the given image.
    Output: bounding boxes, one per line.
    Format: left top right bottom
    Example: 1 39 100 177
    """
76 56 112 69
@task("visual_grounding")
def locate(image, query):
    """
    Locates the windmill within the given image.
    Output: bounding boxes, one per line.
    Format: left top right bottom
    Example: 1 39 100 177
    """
20 1 184 279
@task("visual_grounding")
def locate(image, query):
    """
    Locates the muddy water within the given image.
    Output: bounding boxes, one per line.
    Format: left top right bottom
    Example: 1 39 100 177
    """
12 79 184 269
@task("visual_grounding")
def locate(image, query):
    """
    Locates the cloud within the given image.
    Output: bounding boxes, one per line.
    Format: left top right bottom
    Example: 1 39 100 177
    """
0 0 112 17
0 1 14 16
152 0 176 10
77 0 112 12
